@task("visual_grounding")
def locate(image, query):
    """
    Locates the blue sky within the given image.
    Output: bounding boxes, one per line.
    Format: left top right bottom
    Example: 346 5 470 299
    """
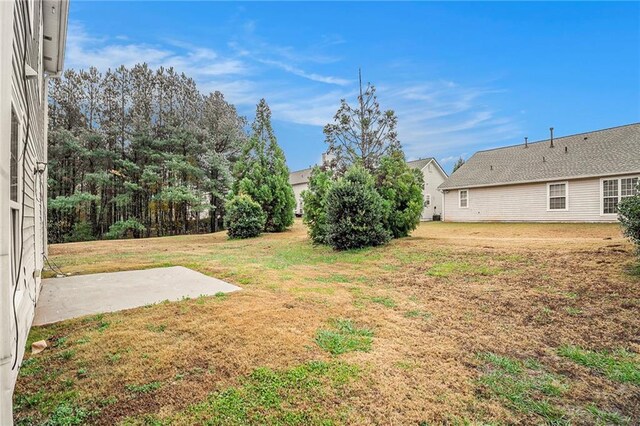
67 1 640 173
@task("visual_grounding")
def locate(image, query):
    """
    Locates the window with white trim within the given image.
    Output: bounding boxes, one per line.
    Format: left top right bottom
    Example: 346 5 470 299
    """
459 189 468 208
11 108 19 202
621 177 639 198
603 177 639 214
548 182 567 210
10 107 22 297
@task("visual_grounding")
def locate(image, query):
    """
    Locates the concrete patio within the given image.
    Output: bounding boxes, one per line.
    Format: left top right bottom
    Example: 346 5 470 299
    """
33 266 241 325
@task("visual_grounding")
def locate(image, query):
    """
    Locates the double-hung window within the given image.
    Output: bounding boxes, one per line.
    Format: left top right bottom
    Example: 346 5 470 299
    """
602 177 639 214
11 109 19 202
548 182 568 211
424 194 431 207
10 108 22 298
459 189 469 208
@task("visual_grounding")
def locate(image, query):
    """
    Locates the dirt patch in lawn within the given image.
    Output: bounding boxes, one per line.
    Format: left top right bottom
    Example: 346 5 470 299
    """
15 221 640 425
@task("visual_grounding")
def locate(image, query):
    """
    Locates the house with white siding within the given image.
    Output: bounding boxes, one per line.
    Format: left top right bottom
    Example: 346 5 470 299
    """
289 157 448 221
438 124 640 222
0 0 69 423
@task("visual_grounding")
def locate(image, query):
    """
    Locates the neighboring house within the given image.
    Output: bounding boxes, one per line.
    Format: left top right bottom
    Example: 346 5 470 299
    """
406 158 448 220
289 167 313 216
438 124 640 222
0 0 69 423
288 157 448 221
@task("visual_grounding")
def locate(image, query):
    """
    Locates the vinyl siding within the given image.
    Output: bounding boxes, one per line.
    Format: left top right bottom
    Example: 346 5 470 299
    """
420 161 446 220
442 174 639 222
4 0 47 402
292 182 306 215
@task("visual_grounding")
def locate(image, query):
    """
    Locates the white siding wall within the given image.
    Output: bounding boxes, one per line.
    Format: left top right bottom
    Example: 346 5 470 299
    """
292 182 307 215
1 0 48 419
443 174 639 222
420 161 447 220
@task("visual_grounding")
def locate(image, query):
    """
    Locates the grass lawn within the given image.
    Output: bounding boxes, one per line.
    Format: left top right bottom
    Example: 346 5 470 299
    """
14 221 640 425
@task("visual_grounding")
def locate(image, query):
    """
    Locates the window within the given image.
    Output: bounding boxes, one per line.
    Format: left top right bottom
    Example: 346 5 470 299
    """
11 109 19 202
548 182 568 211
459 190 468 208
11 209 20 290
621 177 639 198
424 194 431 207
602 179 618 214
602 177 639 214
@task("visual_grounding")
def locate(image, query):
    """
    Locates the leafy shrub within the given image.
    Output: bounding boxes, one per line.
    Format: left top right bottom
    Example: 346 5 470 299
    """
326 166 391 250
301 167 334 244
64 221 95 243
618 185 640 254
376 151 424 238
224 194 266 239
104 219 146 240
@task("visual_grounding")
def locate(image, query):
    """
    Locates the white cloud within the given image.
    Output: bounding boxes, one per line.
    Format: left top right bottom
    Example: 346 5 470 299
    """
269 89 355 126
375 82 520 160
65 22 248 80
64 19 519 165
256 58 350 86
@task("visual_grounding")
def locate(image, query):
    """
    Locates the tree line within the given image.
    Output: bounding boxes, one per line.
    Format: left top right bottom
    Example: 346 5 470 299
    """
47 64 247 243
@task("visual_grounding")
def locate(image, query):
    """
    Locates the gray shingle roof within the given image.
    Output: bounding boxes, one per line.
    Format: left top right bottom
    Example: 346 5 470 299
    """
406 158 433 171
439 123 640 190
289 167 313 185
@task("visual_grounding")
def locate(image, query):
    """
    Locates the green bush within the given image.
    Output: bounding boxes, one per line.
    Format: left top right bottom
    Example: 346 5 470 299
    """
64 221 95 243
618 184 640 254
376 151 424 238
104 219 146 240
301 167 333 244
326 166 391 250
224 194 266 239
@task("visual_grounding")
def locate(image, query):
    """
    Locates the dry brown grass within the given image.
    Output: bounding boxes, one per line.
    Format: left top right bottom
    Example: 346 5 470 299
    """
14 221 640 425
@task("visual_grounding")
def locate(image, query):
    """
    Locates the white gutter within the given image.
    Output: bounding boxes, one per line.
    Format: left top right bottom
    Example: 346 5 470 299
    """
42 0 69 75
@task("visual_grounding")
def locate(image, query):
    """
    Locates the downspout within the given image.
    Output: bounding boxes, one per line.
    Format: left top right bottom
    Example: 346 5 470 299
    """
0 1 15 424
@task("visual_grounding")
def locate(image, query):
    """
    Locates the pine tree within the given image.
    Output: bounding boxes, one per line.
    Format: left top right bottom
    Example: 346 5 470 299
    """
232 99 295 232
47 63 248 241
376 150 424 238
324 71 400 173
452 157 465 173
326 166 391 250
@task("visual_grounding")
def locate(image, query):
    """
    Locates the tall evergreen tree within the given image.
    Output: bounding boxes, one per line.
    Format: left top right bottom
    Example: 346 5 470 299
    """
376 150 424 238
232 99 295 232
452 157 465 173
47 63 248 242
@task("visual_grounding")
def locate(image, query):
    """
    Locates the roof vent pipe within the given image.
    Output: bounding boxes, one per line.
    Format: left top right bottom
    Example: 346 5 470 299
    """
564 146 568 154
550 127 554 148
524 137 528 148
